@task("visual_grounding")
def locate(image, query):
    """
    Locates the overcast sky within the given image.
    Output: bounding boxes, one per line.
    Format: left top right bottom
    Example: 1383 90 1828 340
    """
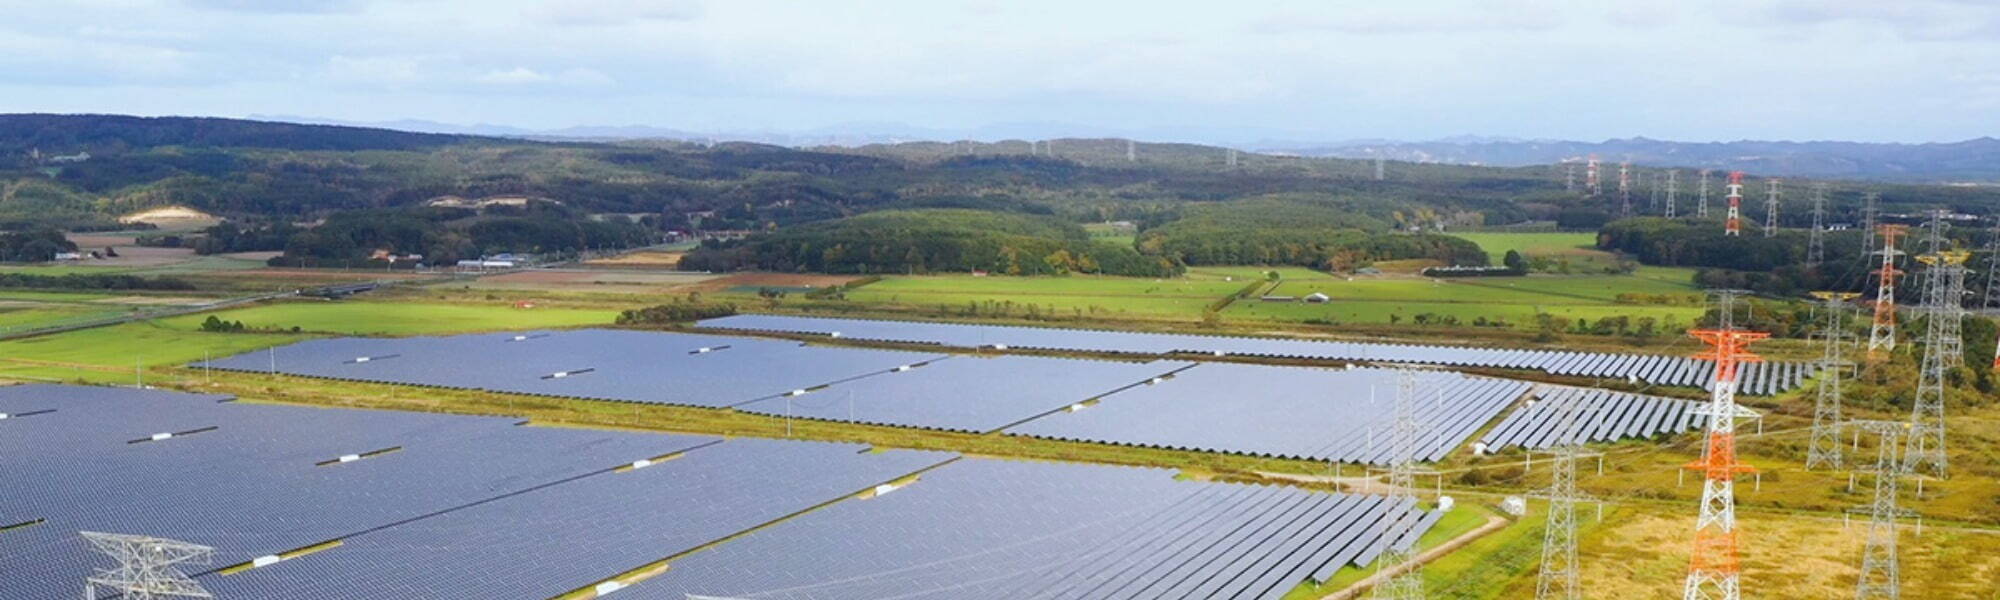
3 0 1997 143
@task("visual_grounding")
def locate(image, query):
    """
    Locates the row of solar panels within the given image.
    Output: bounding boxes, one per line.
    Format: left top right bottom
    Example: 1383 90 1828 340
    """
641 460 1435 600
1007 364 1532 465
199 330 1532 464
695 314 1813 395
1479 386 1715 452
1 385 1437 600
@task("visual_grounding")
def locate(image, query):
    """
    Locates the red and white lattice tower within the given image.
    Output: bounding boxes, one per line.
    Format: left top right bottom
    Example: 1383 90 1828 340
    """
1586 155 1601 197
1723 171 1745 236
1682 292 1766 600
1867 225 1909 360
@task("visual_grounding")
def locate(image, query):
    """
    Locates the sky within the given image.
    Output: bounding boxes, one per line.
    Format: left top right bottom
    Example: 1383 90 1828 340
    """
2 0 1997 144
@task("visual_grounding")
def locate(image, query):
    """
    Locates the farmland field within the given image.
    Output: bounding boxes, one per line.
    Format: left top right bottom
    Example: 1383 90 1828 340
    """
835 272 1254 319
154 300 621 335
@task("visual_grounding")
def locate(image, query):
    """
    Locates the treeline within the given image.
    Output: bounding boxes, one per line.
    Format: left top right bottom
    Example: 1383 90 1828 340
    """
680 209 1183 277
274 203 656 264
0 228 78 262
615 302 740 325
1136 197 1488 270
0 272 194 290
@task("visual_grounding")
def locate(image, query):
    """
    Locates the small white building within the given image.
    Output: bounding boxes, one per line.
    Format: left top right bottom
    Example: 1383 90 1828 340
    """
52 252 84 261
1303 292 1330 303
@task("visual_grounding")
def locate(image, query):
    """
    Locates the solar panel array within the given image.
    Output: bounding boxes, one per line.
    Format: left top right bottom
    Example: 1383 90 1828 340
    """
1 384 1442 599
1010 364 1530 464
697 314 1814 394
733 354 1193 433
195 329 947 408
1479 386 1713 452
634 459 1438 600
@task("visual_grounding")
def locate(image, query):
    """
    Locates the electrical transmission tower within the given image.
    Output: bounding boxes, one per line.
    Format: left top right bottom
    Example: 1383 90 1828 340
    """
1126 139 1136 162
1650 171 1661 214
1375 156 1386 181
1805 291 1860 470
1534 392 1599 600
1697 169 1711 218
1564 161 1576 193
1227 148 1238 168
1586 155 1601 197
1862 193 1880 253
1723 171 1745 236
1618 162 1632 217
1371 370 1426 600
1681 291 1766 600
1984 222 2000 369
81 531 216 599
1867 225 1909 360
1808 183 1828 266
1849 420 1915 600
1665 170 1679 219
1762 179 1781 238
1905 211 1964 478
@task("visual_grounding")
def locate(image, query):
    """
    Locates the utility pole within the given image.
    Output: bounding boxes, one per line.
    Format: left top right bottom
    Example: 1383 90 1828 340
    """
1697 169 1711 218
1763 179 1781 238
1805 291 1860 470
1849 420 1915 600
1665 170 1679 219
1723 171 1745 237
1808 183 1828 266
1906 211 1964 478
1867 225 1909 360
81 531 216 600
1371 370 1426 600
1681 290 1765 600
1535 392 1598 600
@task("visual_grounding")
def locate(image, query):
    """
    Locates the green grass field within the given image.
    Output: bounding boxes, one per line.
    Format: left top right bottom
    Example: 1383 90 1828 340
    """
838 273 1253 319
155 300 622 335
1449 232 1599 262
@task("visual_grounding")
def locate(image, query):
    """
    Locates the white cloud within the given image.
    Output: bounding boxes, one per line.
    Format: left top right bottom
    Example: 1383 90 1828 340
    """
322 54 425 86
530 0 704 27
476 67 553 85
183 0 368 14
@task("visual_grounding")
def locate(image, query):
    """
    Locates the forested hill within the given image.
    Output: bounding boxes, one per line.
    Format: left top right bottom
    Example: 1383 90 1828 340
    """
0 114 473 157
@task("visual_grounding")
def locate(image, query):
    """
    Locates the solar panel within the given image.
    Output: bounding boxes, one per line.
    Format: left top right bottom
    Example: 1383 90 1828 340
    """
695 315 1807 394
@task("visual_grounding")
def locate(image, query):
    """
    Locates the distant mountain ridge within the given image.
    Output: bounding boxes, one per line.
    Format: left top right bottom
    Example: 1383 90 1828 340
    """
1272 137 2000 183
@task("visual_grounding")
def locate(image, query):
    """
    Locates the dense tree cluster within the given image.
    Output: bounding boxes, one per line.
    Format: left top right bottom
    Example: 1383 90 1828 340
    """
1136 197 1488 270
615 302 740 324
681 209 1183 277
269 203 655 264
0 228 77 262
0 272 194 290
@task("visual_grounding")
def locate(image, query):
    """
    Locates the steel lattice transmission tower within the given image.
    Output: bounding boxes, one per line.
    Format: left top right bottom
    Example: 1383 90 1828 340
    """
1665 170 1679 219
1808 183 1829 266
1723 171 1745 237
1862 193 1881 253
1370 370 1427 600
1618 162 1632 217
1564 161 1577 193
81 531 216 600
1806 291 1860 470
1681 291 1766 600
1375 156 1386 181
1586 155 1602 197
1867 225 1909 360
1534 391 1599 600
1697 169 1711 218
1762 179 1781 238
1849 420 1915 600
1984 222 2000 369
1650 171 1661 214
1905 212 1965 478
